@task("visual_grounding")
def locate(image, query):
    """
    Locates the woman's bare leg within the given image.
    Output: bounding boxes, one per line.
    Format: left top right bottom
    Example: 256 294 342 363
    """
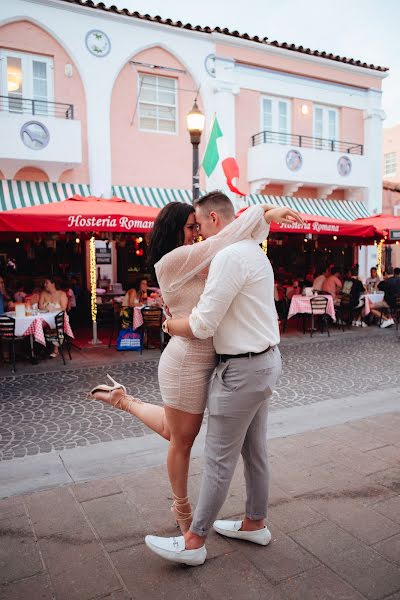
90 389 170 441
164 406 203 533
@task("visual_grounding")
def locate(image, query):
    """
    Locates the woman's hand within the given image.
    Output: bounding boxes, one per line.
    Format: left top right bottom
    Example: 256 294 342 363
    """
264 207 305 225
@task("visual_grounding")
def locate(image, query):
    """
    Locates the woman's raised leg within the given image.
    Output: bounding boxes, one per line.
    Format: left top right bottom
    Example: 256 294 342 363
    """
90 388 171 441
164 405 203 533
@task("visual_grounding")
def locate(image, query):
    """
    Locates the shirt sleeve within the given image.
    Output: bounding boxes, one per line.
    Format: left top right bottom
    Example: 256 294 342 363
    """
189 248 248 339
155 206 269 293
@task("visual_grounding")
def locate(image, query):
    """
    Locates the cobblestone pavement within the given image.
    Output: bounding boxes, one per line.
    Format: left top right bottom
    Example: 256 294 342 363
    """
1 331 399 460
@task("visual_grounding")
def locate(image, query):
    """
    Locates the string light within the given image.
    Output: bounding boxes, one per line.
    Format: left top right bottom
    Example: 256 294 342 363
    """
261 239 268 254
89 236 97 323
137 237 143 243
75 237 80 244
15 237 20 243
377 239 384 277
333 236 337 241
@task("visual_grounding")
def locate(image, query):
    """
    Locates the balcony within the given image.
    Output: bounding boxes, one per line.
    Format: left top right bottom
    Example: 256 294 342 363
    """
248 129 366 194
251 130 363 155
0 96 74 119
0 96 81 180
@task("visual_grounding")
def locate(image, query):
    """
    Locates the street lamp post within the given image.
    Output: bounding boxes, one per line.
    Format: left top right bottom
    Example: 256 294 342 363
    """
186 101 205 203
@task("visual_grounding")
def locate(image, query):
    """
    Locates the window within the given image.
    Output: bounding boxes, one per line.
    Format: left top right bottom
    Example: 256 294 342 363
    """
313 105 339 150
0 50 53 115
262 96 290 144
384 152 397 176
138 74 177 133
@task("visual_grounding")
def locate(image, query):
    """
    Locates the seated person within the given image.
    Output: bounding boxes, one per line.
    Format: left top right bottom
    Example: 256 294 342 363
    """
122 287 139 307
39 278 68 358
0 276 12 312
24 281 41 307
365 267 381 291
322 266 342 304
342 267 366 326
370 268 398 328
312 268 326 292
14 283 27 303
122 277 149 307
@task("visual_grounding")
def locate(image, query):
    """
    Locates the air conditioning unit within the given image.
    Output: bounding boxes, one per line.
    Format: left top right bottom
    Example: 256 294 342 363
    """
393 205 400 217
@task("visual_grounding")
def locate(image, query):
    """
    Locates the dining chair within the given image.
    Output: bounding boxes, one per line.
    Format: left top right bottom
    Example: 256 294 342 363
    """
0 315 26 372
310 296 330 337
335 293 353 331
52 311 72 365
142 306 164 351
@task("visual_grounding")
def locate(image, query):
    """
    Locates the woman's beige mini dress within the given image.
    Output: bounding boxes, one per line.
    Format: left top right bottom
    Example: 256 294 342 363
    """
155 205 267 414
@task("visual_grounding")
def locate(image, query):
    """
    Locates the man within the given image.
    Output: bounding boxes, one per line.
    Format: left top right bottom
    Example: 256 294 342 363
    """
365 267 381 290
145 192 304 566
370 268 399 328
322 265 342 305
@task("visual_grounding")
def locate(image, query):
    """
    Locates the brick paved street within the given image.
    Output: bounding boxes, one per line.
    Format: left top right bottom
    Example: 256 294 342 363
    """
1 413 400 600
1 329 399 461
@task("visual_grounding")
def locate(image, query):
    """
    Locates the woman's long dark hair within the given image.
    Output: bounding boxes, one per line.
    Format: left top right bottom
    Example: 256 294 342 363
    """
148 202 195 275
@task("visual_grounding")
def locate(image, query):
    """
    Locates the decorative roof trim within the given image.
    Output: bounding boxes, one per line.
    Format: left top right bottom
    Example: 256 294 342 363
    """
57 0 388 73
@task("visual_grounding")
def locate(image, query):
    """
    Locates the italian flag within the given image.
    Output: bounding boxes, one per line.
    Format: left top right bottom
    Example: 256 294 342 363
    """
202 117 245 196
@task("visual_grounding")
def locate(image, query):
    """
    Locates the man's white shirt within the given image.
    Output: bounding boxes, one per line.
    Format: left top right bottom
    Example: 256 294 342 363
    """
189 239 280 355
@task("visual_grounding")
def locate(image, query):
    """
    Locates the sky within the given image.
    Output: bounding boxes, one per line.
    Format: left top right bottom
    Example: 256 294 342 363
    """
110 0 400 128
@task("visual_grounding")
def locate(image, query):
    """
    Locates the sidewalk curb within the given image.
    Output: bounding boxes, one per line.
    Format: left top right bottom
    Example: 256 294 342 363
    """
1 387 398 499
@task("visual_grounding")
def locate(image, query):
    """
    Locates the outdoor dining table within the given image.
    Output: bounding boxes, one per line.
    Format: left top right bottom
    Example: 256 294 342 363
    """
113 300 161 330
287 294 336 321
5 310 74 346
362 292 385 316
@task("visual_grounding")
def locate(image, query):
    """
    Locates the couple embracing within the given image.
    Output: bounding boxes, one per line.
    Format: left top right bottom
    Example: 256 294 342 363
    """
89 191 303 566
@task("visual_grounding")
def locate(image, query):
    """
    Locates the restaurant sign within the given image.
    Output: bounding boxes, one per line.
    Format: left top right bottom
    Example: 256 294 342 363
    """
67 215 154 230
389 230 400 241
277 221 340 233
95 247 111 264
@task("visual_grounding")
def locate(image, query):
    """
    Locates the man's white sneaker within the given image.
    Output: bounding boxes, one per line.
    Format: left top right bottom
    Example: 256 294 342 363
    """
213 520 272 546
145 535 206 566
380 319 395 328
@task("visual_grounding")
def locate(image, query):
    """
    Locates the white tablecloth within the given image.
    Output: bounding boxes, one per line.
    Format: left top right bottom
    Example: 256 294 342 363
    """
5 311 74 345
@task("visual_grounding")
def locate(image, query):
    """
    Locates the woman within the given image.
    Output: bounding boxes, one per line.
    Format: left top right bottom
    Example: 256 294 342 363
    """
39 278 68 358
89 199 273 532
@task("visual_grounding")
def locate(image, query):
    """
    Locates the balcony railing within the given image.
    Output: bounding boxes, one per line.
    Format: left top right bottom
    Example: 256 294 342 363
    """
251 130 363 155
0 95 74 119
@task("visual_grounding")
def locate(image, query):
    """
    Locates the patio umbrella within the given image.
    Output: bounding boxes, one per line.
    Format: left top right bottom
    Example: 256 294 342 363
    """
0 195 161 344
353 214 400 242
0 194 160 233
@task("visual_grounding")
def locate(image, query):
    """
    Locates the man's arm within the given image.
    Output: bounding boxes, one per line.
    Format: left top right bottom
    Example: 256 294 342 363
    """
167 317 195 338
167 249 247 340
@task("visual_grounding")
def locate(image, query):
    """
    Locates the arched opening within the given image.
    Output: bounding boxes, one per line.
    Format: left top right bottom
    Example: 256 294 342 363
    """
111 45 205 190
14 167 49 182
0 19 89 184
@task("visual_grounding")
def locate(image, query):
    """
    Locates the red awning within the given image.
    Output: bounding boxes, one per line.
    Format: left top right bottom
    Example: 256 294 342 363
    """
236 208 379 240
269 213 379 239
354 214 400 241
0 195 160 233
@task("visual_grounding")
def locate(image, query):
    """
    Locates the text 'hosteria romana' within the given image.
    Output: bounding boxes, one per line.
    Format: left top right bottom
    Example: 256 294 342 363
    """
67 215 154 230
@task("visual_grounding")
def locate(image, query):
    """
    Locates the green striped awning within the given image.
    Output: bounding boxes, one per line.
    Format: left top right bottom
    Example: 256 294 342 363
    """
112 185 192 208
249 194 370 221
0 180 91 211
113 186 370 221
0 180 370 223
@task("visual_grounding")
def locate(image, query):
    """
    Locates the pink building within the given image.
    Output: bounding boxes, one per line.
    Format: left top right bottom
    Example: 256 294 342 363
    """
383 125 400 182
0 0 389 276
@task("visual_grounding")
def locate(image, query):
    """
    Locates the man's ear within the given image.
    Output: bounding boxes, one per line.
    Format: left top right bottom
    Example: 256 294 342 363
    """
210 210 218 223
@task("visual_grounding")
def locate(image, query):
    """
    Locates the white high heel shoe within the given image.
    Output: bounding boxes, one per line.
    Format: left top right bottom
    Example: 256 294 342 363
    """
88 373 127 398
